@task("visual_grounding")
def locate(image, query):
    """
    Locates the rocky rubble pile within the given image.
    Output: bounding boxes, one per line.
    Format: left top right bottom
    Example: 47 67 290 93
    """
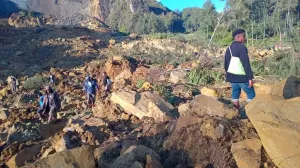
2 56 294 168
1 18 297 167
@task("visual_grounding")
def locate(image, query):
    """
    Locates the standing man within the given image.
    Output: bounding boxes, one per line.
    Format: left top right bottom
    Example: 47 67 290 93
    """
102 72 112 97
11 76 17 94
49 74 55 85
224 29 255 111
16 78 20 92
84 75 99 107
41 86 61 123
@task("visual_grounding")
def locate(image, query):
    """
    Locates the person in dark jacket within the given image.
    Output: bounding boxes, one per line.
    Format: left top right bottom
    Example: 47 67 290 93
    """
40 86 61 123
224 29 256 110
102 72 112 97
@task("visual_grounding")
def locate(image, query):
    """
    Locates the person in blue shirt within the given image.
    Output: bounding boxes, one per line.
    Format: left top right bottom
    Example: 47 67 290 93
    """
37 92 45 121
83 75 99 108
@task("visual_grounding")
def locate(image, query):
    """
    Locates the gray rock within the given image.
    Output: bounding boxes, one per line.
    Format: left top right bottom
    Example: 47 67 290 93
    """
6 122 41 145
0 132 8 141
130 161 144 168
15 51 24 56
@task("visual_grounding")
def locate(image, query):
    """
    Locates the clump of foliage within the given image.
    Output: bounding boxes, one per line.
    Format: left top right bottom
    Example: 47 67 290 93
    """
267 51 300 78
188 66 224 85
19 10 38 17
136 79 145 89
153 84 180 105
251 60 267 76
250 50 300 78
23 76 48 90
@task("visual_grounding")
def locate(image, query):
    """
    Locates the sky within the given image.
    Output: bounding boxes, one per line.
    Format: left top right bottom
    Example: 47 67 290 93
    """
157 0 226 12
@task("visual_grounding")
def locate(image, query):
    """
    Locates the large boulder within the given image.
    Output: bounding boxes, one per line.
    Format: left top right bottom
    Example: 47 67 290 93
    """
92 99 123 122
271 76 300 99
231 138 262 168
246 95 300 168
22 146 95 168
6 122 41 145
94 141 122 167
146 154 163 168
110 90 174 122
105 56 137 80
178 95 227 117
6 143 42 168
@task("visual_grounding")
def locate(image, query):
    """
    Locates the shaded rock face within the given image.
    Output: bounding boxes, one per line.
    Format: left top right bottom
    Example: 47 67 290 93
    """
0 0 19 17
2 0 147 22
282 76 300 99
6 143 42 168
10 0 90 18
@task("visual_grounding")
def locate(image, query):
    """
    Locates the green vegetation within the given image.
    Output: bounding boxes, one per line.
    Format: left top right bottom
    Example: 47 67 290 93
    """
105 0 300 49
19 10 38 17
136 79 145 89
251 50 300 78
188 66 224 85
153 84 179 106
23 76 48 90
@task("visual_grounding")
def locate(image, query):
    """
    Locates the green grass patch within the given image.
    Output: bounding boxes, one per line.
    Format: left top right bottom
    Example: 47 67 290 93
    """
188 66 224 85
23 76 48 90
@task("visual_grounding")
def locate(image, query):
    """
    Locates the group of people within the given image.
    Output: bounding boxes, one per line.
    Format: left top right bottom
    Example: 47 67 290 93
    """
37 28 255 123
11 28 254 123
36 72 112 123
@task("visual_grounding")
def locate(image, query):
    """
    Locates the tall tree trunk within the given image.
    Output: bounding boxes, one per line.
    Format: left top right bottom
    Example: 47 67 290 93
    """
252 22 254 47
287 0 292 33
207 0 243 49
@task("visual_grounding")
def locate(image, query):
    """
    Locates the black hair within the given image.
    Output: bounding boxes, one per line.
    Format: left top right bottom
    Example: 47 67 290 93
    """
232 29 246 38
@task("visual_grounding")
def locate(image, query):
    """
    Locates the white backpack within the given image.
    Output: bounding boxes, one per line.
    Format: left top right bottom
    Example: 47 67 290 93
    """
107 79 112 85
227 47 246 75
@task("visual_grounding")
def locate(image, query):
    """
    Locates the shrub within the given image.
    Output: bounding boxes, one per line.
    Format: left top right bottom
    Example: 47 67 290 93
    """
250 50 300 78
153 84 179 105
266 50 300 78
19 10 28 17
23 76 48 90
136 79 145 89
188 66 224 85
251 60 267 76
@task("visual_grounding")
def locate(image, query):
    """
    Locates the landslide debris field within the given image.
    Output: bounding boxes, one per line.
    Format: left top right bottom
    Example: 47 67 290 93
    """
0 16 300 168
